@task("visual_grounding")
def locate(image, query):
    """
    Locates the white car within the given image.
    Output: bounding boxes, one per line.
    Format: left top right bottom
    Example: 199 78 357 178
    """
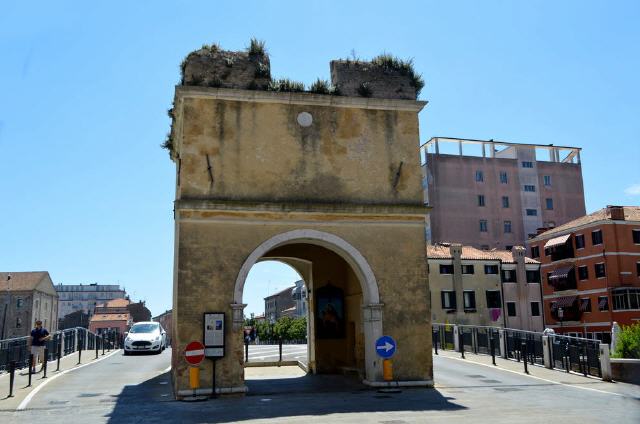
124 322 166 355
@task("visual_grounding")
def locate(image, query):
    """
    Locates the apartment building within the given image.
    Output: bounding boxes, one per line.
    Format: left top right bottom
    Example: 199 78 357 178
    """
56 283 126 320
264 280 307 322
0 272 59 338
428 244 543 331
528 205 640 342
422 137 586 250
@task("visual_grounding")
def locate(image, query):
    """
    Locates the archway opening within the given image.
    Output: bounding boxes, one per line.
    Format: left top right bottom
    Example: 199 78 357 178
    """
237 234 381 393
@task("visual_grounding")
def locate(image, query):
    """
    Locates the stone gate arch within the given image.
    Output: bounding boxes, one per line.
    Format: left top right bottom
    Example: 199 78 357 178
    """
231 229 384 383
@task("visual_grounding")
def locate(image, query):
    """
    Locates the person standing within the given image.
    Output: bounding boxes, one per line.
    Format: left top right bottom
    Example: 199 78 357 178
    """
30 320 51 373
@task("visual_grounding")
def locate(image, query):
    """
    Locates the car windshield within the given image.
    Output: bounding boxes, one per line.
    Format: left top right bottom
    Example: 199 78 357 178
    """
130 324 158 334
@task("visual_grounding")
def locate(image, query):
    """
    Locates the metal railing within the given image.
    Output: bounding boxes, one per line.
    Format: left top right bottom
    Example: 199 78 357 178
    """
0 327 110 373
432 323 604 379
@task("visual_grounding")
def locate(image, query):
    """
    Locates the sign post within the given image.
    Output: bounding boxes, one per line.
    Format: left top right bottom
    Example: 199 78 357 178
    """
375 335 397 383
183 340 206 401
204 312 225 398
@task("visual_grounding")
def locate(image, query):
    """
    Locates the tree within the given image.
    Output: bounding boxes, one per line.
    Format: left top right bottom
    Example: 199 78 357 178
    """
274 316 293 339
613 323 640 359
288 317 307 341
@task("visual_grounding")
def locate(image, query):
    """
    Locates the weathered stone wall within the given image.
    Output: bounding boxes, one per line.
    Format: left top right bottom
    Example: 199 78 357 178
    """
182 48 270 89
330 60 417 100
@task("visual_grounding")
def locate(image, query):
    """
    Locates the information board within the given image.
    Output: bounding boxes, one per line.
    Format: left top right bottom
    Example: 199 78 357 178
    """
203 312 225 358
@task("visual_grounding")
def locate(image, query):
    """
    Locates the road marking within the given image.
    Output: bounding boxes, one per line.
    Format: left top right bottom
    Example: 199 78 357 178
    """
17 350 121 411
438 355 627 398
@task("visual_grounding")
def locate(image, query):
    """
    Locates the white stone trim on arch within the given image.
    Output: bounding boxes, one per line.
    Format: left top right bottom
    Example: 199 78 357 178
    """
232 229 380 305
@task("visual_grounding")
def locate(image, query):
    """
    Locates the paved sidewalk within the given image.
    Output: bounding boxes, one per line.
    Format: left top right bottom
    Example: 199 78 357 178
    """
435 348 640 397
0 347 121 410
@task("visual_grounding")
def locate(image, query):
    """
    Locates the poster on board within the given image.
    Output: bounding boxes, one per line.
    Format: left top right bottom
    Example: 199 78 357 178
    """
203 312 225 358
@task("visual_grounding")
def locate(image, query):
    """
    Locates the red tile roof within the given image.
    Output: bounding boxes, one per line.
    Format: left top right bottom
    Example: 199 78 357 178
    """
427 244 539 264
531 206 640 241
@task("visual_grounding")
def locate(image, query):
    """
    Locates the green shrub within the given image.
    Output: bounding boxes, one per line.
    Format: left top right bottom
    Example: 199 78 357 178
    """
268 78 305 93
247 37 267 56
613 323 640 359
254 62 270 78
161 132 173 151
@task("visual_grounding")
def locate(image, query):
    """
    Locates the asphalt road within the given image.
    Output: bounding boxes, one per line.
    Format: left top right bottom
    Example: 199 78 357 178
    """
246 344 308 362
3 347 639 423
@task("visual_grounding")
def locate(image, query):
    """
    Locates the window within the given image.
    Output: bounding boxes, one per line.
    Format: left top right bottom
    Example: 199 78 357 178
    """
598 296 609 311
481 245 490 251
544 175 551 186
486 290 502 308
575 234 585 249
500 171 508 184
546 198 554 210
16 298 23 308
612 288 640 310
580 298 592 313
462 265 475 275
522 161 533 168
16 318 22 328
578 265 589 280
531 246 540 258
475 170 484 182
531 302 540 316
502 196 510 208
463 291 476 310
484 264 499 274
441 291 456 309
439 264 454 274
595 262 606 278
524 185 536 192
637 262 640 277
479 220 488 232
35 300 39 310
592 230 603 246
501 269 517 283
478 195 485 207
506 302 517 317
526 209 538 216
503 220 512 234
633 229 640 244
506 245 513 251
526 270 541 283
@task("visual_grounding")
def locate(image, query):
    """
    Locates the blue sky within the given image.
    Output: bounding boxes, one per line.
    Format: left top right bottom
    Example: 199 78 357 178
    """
1 1 639 317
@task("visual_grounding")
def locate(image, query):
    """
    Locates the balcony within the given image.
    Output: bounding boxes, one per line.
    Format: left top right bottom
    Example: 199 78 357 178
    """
550 296 581 321
547 266 577 291
544 234 575 261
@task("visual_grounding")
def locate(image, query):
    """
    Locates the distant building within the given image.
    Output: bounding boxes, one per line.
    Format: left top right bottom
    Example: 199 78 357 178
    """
88 298 131 336
422 137 586 250
528 205 640 342
153 309 172 346
55 283 126 320
428 244 543 332
58 310 90 330
264 280 307 322
0 272 59 338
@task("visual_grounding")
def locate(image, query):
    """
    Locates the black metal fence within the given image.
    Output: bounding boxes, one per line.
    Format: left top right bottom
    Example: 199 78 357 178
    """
550 334 601 378
432 323 604 379
0 327 100 373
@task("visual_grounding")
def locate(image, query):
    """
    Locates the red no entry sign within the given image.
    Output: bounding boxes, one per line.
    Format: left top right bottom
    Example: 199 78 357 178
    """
184 341 205 366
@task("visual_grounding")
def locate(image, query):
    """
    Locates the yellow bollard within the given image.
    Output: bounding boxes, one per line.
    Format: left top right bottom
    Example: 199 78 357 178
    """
383 359 393 381
189 366 200 390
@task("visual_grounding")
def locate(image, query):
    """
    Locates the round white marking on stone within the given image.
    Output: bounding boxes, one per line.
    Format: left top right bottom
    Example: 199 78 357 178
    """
297 112 313 127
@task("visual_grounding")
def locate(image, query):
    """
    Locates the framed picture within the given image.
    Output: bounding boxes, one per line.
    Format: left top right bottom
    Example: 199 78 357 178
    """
315 284 345 339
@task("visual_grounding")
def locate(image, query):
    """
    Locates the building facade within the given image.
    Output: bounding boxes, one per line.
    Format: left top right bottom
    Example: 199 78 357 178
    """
529 205 640 341
56 283 126 320
428 244 543 331
0 272 59 338
264 280 307 322
422 137 586 250
88 298 131 336
153 310 172 346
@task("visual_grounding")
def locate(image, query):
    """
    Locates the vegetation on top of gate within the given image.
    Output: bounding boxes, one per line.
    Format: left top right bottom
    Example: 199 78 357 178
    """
613 323 640 359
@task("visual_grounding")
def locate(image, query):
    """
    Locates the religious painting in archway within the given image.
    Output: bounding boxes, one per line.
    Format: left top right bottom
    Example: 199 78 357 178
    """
316 283 345 339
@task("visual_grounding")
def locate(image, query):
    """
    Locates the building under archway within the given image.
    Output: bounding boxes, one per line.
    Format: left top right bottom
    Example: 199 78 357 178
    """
168 50 432 397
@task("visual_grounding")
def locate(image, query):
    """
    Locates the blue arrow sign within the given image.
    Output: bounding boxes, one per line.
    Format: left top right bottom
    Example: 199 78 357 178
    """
375 335 396 359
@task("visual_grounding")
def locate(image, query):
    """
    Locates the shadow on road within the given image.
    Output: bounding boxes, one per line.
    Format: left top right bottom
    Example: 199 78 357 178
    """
106 372 466 423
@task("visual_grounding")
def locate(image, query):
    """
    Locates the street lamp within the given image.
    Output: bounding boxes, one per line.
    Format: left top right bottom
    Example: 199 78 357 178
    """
558 307 564 333
1 275 11 340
